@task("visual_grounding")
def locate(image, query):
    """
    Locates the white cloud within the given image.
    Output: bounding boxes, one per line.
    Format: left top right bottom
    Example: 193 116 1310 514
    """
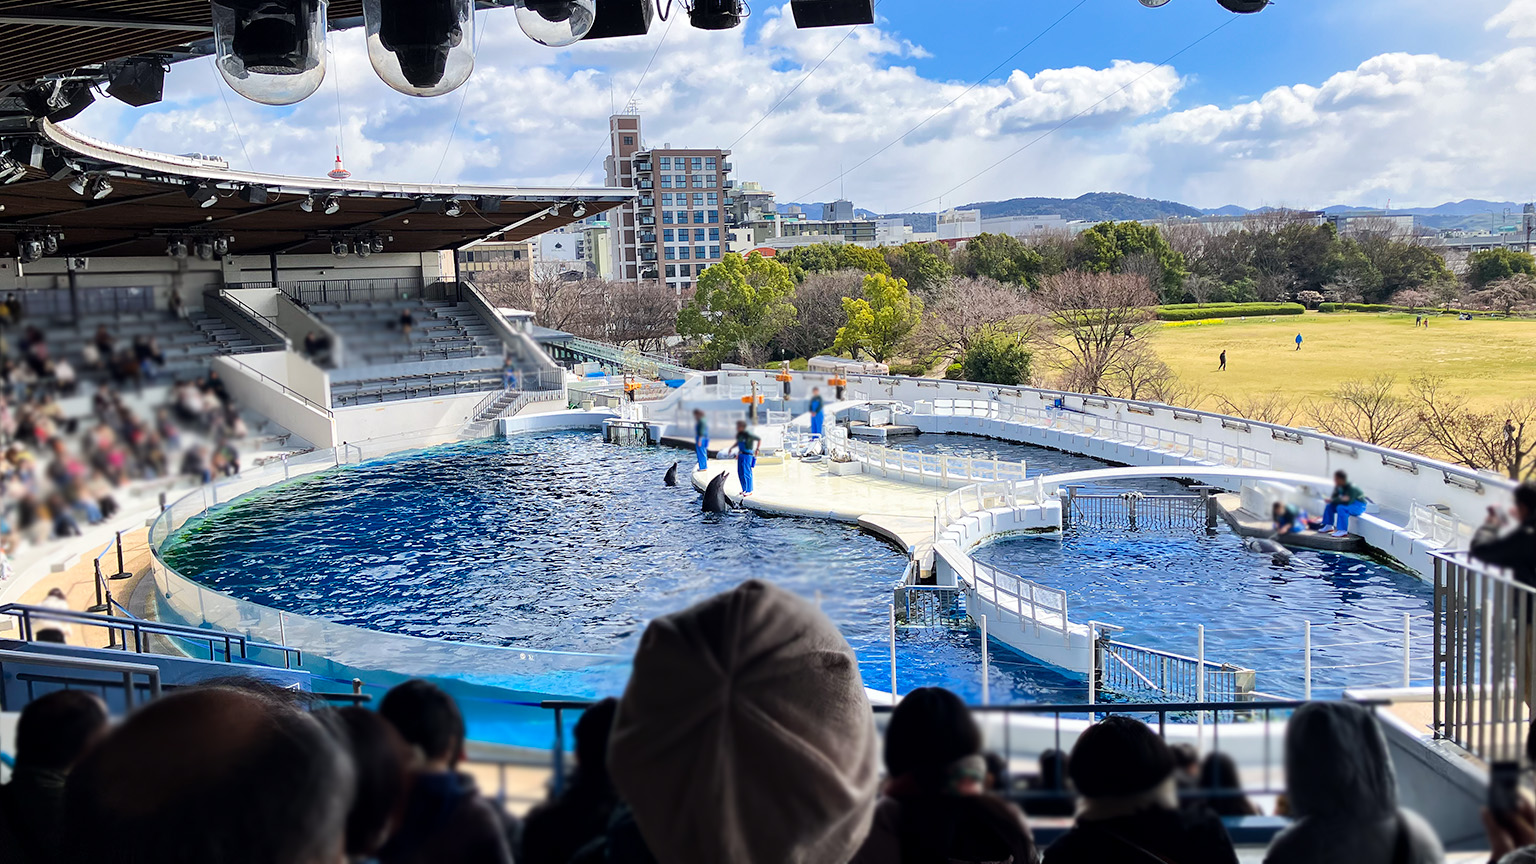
64 3 1536 215
1125 47 1536 209
1488 0 1536 38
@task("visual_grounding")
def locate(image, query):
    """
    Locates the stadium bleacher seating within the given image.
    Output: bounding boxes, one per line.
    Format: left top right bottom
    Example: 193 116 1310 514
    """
302 299 503 368
10 307 260 387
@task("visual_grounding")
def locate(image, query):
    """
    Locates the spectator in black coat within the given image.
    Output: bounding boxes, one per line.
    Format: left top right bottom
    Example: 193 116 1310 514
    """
1044 716 1238 864
376 680 514 864
0 690 110 864
521 698 620 864
1473 482 1536 589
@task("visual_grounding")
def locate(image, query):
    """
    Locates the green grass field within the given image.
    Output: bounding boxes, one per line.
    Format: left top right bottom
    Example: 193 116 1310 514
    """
1147 312 1536 409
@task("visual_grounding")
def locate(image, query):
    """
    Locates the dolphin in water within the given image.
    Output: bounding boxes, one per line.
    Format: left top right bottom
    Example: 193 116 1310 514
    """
1245 536 1293 565
702 472 735 513
664 462 679 487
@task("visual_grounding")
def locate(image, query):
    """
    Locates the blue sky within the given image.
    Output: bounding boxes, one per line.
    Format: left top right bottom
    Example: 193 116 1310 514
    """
71 0 1536 212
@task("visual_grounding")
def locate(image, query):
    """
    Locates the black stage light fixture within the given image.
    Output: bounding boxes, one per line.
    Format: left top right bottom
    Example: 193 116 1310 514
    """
331 238 350 257
40 151 79 181
212 0 328 105
166 237 189 260
213 237 232 257
299 194 316 213
195 239 216 261
43 233 60 255
689 0 744 30
366 0 476 96
86 176 113 200
444 200 462 217
19 237 44 264
371 235 387 253
1216 0 1268 10
106 59 167 107
187 183 220 208
323 195 341 215
240 185 270 204
790 0 873 27
581 0 651 39
23 82 95 123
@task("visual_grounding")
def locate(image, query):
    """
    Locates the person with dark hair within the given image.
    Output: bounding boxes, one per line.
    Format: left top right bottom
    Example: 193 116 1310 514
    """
604 580 880 864
1197 752 1260 817
852 686 1036 864
377 680 513 864
0 690 109 864
1169 742 1203 811
1318 470 1369 538
1264 701 1441 864
336 706 414 861
1044 716 1237 864
1023 748 1076 817
1473 482 1536 590
522 697 620 864
983 751 1010 796
64 683 354 864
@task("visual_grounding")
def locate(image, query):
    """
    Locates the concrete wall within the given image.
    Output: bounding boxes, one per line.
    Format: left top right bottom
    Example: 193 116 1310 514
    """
213 353 338 448
221 252 445 286
335 392 487 444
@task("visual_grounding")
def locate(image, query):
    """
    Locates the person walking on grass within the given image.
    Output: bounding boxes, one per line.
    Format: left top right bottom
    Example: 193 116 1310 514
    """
1218 350 1227 372
1295 333 1303 351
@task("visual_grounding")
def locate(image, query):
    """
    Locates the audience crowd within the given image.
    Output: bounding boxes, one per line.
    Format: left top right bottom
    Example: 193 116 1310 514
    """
12 577 1536 864
0 298 255 568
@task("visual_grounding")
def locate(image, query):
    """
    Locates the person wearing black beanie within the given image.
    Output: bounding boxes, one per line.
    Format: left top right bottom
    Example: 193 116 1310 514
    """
1044 716 1238 864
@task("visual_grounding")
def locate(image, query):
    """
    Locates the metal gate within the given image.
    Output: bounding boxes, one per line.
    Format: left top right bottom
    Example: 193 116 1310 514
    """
1062 488 1218 532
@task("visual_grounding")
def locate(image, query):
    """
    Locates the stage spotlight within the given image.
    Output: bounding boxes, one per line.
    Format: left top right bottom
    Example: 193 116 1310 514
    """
514 0 596 47
188 183 220 208
86 177 113 200
789 0 873 27
354 238 373 257
370 236 386 253
43 234 59 255
67 175 89 196
572 202 587 218
22 82 95 122
445 200 462 217
212 0 329 105
364 0 475 97
20 238 44 263
299 194 315 213
688 0 743 30
0 156 26 184
581 0 651 39
213 237 232 257
166 237 189 260
1216 0 1267 10
331 238 350 257
195 240 216 261
323 195 341 215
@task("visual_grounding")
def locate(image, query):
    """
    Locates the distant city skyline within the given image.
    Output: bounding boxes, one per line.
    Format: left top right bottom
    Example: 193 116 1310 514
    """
63 0 1536 214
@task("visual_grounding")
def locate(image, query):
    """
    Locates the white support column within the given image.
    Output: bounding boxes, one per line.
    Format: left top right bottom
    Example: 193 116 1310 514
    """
889 603 898 702
981 614 990 706
1402 613 1412 689
1304 620 1312 701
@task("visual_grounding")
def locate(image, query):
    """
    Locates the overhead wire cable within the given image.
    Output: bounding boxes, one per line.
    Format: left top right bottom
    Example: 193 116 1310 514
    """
209 57 256 172
434 6 492 183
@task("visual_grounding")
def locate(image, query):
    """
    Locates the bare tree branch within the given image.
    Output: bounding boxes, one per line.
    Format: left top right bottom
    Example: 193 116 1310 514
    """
1307 375 1427 451
1032 271 1158 395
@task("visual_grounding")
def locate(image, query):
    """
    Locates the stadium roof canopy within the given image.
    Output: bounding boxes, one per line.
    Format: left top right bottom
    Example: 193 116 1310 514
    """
0 2 632 260
0 122 632 258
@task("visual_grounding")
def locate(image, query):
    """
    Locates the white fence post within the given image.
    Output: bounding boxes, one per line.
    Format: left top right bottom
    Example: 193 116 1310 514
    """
889 603 898 702
1304 621 1312 701
1197 624 1207 751
981 614 990 706
1402 613 1411 688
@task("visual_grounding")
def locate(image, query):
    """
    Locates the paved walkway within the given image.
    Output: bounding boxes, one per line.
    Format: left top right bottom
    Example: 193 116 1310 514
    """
5 526 155 650
691 456 946 553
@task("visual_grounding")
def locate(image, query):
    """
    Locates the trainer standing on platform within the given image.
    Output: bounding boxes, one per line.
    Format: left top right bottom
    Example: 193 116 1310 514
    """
693 408 709 471
731 420 760 497
809 387 825 440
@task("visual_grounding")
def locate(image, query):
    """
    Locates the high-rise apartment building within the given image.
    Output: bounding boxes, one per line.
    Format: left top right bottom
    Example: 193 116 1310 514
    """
604 111 733 298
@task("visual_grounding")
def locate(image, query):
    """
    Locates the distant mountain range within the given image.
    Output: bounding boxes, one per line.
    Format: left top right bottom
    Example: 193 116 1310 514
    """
774 194 1531 235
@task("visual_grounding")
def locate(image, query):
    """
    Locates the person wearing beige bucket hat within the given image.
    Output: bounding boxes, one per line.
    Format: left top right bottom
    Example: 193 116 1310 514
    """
606 579 882 864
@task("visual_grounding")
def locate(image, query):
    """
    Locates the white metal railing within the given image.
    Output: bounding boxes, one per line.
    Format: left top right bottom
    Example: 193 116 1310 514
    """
1433 550 1534 765
932 479 1047 540
927 398 1273 470
1408 501 1469 548
823 427 1029 490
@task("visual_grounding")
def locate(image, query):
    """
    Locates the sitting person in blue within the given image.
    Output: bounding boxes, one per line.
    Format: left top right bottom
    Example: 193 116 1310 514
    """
692 409 709 472
729 420 761 496
808 388 825 440
1318 470 1368 538
1272 501 1319 535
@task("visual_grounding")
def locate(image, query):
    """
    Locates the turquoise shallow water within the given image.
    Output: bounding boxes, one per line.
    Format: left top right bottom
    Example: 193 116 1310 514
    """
162 431 1429 720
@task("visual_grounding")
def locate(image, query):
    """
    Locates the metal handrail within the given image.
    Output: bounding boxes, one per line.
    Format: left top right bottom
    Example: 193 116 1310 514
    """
0 648 162 710
0 603 302 669
219 355 335 420
211 289 288 346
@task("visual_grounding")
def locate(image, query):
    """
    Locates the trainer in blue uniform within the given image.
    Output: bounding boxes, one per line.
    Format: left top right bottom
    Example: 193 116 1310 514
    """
693 408 709 471
732 420 761 496
808 387 825 439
